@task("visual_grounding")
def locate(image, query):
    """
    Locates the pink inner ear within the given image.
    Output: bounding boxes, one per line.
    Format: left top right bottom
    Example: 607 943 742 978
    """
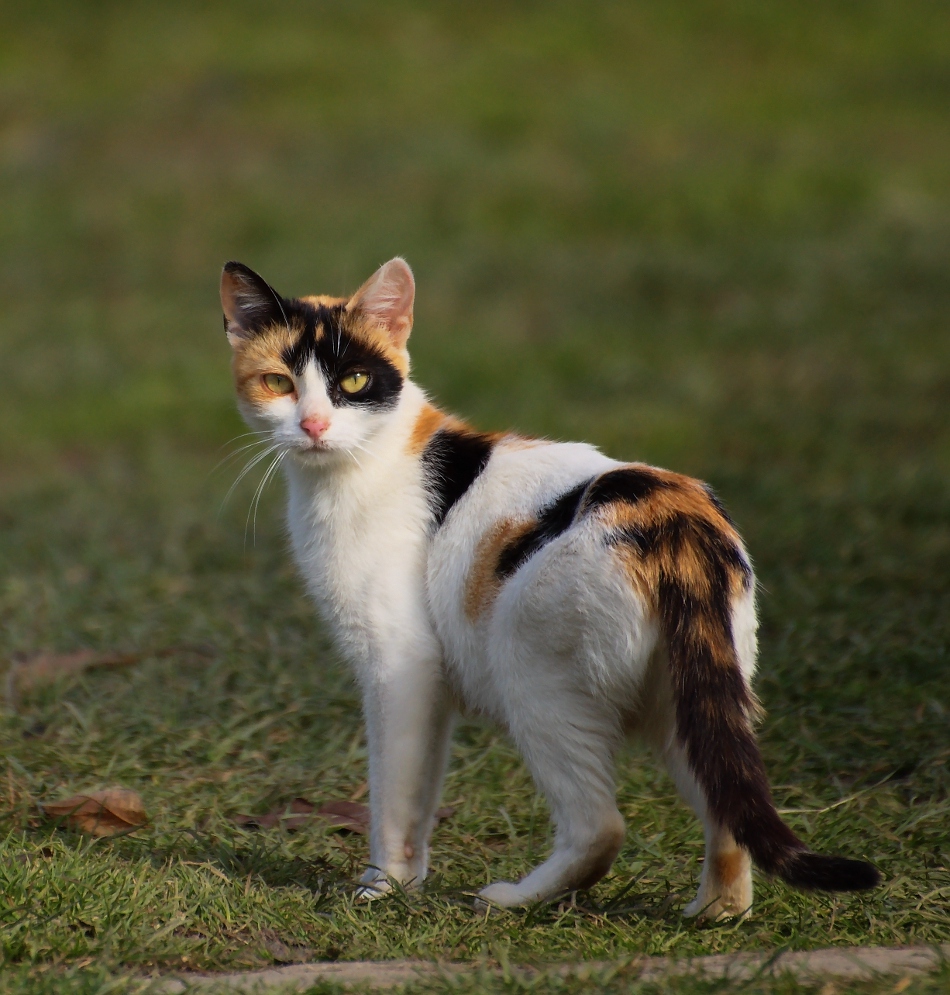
220 270 247 335
349 258 415 348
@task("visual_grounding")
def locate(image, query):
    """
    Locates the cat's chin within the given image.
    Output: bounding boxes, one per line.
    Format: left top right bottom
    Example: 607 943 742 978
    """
291 444 356 469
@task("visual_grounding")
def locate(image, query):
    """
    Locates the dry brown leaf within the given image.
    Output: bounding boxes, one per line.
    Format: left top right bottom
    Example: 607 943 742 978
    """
314 800 371 833
41 787 148 837
233 797 315 831
6 644 216 706
234 799 454 835
10 650 103 691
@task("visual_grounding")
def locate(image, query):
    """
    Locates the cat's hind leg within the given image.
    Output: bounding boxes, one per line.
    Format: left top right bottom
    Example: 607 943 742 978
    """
661 736 753 920
478 678 626 908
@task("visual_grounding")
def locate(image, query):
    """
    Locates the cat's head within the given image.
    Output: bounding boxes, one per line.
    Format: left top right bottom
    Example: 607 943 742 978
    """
220 258 414 465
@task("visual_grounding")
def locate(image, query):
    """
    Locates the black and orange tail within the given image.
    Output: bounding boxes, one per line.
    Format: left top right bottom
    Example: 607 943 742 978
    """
596 463 880 893
654 502 880 893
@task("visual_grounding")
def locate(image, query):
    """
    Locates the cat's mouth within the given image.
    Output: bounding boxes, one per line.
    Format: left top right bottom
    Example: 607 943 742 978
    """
296 441 333 458
292 438 342 463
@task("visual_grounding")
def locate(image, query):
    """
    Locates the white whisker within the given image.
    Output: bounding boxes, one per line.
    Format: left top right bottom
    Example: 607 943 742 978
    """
221 443 284 511
246 448 289 546
219 431 271 449
211 437 274 475
349 440 378 463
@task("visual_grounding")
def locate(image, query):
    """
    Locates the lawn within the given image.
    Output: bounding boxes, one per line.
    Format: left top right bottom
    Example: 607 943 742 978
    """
1 1 948 993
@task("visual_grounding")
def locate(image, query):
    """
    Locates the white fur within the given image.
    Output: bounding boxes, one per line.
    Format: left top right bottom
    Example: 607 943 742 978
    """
233 334 759 917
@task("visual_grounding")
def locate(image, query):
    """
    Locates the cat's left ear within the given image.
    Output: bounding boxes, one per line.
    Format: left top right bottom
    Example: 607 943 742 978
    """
220 261 288 348
346 258 415 349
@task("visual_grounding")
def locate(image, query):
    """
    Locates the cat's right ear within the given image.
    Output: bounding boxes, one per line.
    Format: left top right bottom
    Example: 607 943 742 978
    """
220 262 288 347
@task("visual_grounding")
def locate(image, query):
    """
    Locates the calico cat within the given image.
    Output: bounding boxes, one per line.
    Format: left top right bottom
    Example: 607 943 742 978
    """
220 257 879 918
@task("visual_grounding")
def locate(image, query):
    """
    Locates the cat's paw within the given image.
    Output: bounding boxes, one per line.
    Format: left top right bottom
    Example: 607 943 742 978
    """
355 867 393 901
354 881 391 901
476 881 527 910
683 893 751 921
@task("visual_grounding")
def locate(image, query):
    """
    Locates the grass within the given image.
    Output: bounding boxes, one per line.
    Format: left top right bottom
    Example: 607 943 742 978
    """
1 0 949 992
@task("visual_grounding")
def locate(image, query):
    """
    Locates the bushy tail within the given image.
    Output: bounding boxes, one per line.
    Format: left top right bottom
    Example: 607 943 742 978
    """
659 573 880 893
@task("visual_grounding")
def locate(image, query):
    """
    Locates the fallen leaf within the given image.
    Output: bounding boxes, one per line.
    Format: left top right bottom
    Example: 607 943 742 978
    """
41 787 148 837
6 644 217 707
10 649 102 689
233 799 454 835
233 797 315 831
314 800 371 833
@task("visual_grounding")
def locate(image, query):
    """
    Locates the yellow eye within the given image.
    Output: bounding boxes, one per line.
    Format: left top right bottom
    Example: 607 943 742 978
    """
339 371 369 394
262 373 294 395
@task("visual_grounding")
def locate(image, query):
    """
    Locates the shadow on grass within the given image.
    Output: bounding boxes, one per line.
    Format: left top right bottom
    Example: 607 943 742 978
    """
149 827 342 897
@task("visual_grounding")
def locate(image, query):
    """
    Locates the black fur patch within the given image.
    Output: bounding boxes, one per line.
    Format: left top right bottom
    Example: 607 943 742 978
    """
421 429 496 528
280 300 403 410
583 466 668 509
223 261 290 334
782 852 881 892
495 480 592 579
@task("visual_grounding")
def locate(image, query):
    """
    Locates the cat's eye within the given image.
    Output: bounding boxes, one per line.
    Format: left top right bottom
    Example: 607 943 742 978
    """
262 373 294 395
339 371 370 394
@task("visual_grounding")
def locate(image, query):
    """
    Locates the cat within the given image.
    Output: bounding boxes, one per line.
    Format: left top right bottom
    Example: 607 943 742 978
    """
220 256 880 918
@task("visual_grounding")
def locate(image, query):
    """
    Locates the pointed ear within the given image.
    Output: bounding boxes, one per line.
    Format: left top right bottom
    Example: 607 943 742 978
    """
346 257 415 349
220 261 288 347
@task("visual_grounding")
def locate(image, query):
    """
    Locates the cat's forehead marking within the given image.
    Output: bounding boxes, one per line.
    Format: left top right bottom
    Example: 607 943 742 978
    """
280 301 340 373
276 299 404 379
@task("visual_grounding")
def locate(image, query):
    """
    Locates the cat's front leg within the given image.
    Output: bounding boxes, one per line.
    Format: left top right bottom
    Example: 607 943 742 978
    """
356 640 454 896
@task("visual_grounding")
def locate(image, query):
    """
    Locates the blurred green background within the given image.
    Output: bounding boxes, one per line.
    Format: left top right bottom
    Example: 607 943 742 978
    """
1 0 948 979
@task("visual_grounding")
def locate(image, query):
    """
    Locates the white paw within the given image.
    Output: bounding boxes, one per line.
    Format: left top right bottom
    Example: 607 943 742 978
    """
354 881 390 901
476 881 528 910
683 893 751 921
355 867 392 901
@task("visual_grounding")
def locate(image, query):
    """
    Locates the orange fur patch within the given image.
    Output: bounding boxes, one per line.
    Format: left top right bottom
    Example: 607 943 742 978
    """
299 294 348 308
408 404 449 456
231 323 304 406
713 849 746 888
464 519 535 621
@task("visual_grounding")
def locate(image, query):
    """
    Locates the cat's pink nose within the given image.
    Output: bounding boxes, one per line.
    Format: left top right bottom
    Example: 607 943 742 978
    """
300 416 330 440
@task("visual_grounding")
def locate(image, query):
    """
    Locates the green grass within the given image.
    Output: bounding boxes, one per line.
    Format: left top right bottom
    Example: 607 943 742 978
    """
1 1 949 992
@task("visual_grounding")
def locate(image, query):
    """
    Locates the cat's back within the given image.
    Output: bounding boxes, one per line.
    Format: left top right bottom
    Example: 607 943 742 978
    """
427 435 618 559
